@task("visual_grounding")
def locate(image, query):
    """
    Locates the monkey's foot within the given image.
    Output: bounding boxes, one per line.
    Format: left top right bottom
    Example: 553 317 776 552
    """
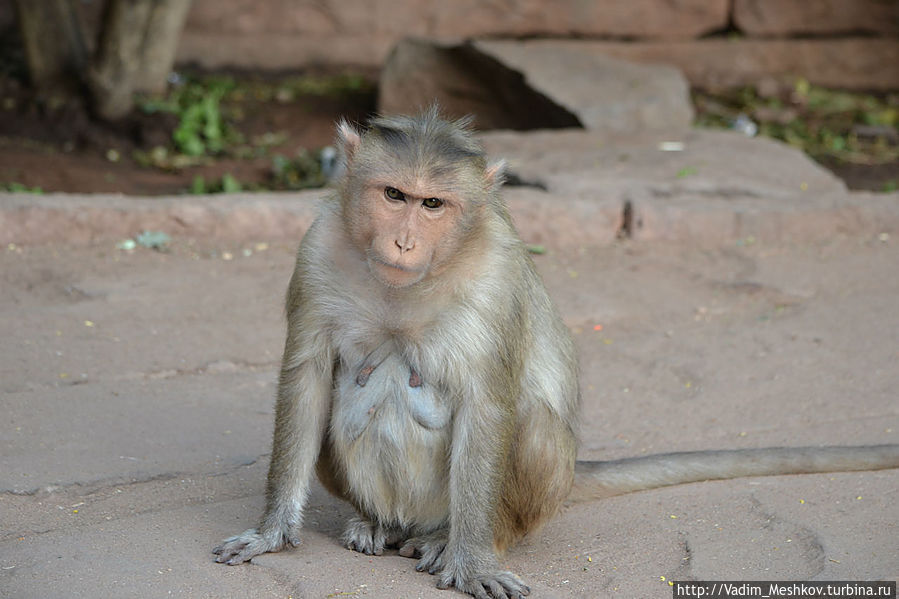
437 560 531 599
342 516 397 556
398 530 448 574
213 527 299 565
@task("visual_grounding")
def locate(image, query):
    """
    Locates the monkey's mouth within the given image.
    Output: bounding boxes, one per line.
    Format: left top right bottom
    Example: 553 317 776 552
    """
376 259 418 273
368 255 428 288
368 253 424 274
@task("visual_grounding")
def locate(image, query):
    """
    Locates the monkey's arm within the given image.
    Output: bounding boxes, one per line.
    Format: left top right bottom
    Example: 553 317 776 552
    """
214 277 334 565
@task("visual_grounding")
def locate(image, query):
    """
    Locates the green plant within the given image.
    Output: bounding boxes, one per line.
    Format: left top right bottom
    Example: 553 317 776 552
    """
693 81 899 166
139 76 242 157
271 150 328 190
189 173 243 194
2 182 43 193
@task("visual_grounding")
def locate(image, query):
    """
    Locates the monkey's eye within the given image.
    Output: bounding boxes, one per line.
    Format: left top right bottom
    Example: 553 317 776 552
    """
422 197 444 210
384 187 404 201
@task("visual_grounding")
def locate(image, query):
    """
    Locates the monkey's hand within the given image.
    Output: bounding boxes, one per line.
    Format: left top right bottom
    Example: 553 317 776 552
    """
436 551 530 599
212 527 299 565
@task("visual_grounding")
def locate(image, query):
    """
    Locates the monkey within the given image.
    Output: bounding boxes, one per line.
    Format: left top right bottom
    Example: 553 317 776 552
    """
213 107 899 599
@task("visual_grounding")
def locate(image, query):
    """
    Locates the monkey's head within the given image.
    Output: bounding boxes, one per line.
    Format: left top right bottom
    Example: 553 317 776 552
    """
336 107 505 289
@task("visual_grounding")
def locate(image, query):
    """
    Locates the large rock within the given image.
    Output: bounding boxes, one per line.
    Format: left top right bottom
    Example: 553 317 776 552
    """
476 40 694 133
583 38 899 90
377 39 582 131
379 39 693 133
479 128 871 246
174 0 729 69
424 0 728 39
479 128 848 203
182 0 727 39
734 0 899 37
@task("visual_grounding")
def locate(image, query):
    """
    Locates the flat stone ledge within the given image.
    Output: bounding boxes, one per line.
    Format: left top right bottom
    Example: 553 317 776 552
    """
2 128 894 250
0 191 322 247
3 188 897 251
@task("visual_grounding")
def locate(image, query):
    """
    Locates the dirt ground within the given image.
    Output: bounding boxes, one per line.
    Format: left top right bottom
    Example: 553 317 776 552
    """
1 63 897 597
0 71 377 196
1 232 897 598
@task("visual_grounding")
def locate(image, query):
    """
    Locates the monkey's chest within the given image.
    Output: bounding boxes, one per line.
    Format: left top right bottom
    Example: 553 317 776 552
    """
330 353 452 527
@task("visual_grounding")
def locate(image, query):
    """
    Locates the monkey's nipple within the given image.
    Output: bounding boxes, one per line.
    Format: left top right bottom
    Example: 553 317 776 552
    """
355 365 375 387
409 367 423 388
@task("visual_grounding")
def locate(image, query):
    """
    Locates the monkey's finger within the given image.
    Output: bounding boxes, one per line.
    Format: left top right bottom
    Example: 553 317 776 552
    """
423 547 445 574
470 583 492 599
438 576 491 599
226 549 258 565
486 579 507 598
214 550 241 563
213 543 244 561
492 572 529 597
472 587 491 599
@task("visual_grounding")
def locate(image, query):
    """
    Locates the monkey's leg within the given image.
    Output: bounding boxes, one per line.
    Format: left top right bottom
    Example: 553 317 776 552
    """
398 528 448 574
437 397 531 598
342 516 403 556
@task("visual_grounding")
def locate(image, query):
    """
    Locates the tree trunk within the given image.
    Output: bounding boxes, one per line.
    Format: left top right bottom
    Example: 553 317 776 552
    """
87 0 193 120
14 0 88 98
135 0 193 94
87 0 154 120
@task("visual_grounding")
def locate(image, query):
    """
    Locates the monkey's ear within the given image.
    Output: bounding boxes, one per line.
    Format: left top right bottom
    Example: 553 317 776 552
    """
485 159 507 190
337 119 363 163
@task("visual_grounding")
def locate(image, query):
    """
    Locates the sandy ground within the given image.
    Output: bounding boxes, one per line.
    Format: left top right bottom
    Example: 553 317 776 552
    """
1 128 897 598
1 232 897 598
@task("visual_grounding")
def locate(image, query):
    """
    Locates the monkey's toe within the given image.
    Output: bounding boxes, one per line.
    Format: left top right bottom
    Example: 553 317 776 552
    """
398 530 448 574
342 516 388 556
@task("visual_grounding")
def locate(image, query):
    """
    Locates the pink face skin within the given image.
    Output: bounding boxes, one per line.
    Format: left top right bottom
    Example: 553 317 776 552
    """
355 180 466 289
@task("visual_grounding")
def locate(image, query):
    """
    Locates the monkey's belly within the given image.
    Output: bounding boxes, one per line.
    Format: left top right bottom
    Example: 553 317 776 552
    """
331 354 452 529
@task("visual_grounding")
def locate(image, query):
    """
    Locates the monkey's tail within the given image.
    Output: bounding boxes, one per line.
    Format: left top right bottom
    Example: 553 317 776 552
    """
568 444 899 503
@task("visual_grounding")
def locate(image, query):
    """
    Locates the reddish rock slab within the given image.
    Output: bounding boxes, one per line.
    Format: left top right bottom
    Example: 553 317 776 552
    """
734 0 899 37
590 38 899 90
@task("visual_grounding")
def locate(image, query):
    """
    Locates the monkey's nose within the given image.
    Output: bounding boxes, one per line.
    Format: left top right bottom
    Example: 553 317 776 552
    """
395 238 415 253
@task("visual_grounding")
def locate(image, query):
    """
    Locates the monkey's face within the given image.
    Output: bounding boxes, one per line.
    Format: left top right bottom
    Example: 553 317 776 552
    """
353 181 467 288
335 116 497 289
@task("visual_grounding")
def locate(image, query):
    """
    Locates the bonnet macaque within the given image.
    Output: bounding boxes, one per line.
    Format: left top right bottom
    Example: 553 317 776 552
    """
214 108 899 598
